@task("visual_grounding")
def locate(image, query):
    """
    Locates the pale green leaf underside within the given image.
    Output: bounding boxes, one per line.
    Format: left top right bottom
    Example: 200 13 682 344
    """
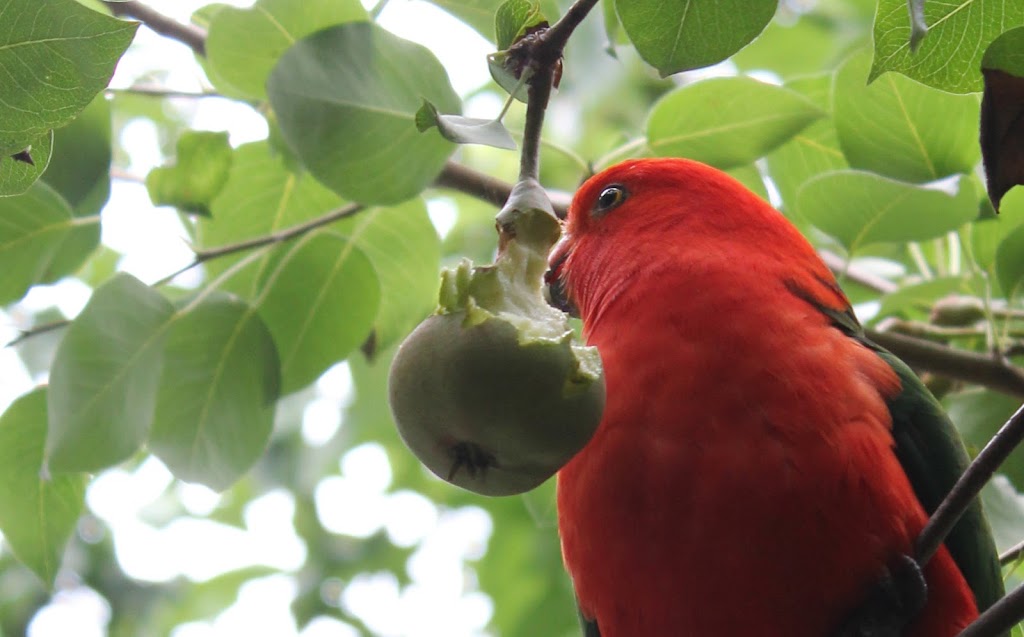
647 76 824 170
0 390 85 587
151 296 280 491
797 170 977 254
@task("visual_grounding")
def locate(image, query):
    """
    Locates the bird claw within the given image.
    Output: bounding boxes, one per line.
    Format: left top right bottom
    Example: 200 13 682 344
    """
832 554 928 637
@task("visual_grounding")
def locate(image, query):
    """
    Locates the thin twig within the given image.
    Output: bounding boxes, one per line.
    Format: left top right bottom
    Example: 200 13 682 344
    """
106 86 221 99
917 404 1024 566
194 202 364 262
6 320 70 348
102 1 207 56
957 581 1024 637
1000 538 1024 565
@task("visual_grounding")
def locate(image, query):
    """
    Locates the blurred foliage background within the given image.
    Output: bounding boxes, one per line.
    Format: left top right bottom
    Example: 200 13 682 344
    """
1 0 1024 635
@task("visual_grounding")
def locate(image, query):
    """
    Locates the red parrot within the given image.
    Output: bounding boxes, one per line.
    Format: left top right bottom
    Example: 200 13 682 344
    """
545 158 1004 637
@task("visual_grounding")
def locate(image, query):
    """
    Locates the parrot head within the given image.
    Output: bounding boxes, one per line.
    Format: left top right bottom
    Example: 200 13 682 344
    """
545 157 802 325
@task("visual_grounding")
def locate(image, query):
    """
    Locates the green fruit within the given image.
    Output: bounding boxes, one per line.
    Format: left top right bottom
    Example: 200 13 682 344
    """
389 309 604 496
387 182 604 496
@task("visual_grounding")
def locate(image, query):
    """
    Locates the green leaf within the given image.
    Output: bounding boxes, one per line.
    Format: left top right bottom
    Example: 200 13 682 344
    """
428 0 560 40
0 390 85 587
146 131 233 216
256 231 380 394
415 100 517 150
969 187 1024 273
199 142 344 295
332 199 441 353
46 274 175 473
41 95 111 214
732 14 860 79
495 0 545 50
267 23 460 205
0 181 90 305
647 76 824 170
797 170 977 255
205 0 367 100
725 165 768 202
945 388 1023 487
0 131 53 197
0 0 138 154
835 50 980 184
871 0 1024 93
873 277 974 323
983 26 1024 76
765 74 848 215
151 296 280 491
996 223 1024 301
615 0 777 76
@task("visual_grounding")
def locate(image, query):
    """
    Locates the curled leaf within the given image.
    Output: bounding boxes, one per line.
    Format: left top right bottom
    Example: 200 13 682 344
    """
416 100 516 150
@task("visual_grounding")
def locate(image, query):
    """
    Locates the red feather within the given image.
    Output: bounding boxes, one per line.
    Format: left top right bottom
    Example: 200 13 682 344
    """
555 158 977 636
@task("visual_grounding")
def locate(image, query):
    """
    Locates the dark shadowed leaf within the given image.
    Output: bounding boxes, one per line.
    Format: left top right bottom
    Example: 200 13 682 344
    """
151 296 280 491
980 28 1024 210
146 131 233 216
0 0 138 154
416 100 516 150
46 274 175 473
267 23 460 205
615 0 777 76
647 77 823 170
0 390 85 587
0 181 93 305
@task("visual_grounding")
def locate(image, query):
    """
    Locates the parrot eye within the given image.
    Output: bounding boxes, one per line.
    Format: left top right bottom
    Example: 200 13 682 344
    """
594 185 628 215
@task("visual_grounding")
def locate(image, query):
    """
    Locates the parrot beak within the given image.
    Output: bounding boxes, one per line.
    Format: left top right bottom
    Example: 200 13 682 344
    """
545 239 578 317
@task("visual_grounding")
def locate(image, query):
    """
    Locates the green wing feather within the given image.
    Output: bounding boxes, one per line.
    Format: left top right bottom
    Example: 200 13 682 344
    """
821 304 1005 619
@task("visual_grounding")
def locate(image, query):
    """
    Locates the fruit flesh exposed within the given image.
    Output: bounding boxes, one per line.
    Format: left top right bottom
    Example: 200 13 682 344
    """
388 180 604 496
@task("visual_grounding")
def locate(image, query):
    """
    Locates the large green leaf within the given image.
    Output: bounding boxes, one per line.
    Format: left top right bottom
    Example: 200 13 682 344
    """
0 390 85 587
256 231 380 394
0 131 53 196
428 0 560 41
41 95 111 214
871 0 1024 93
0 0 138 154
969 187 1024 273
945 388 1024 486
267 23 460 205
199 142 344 294
983 26 1024 76
765 74 848 216
151 296 280 491
797 170 977 255
333 199 441 353
205 0 367 100
0 181 91 305
146 131 233 216
36 96 110 284
46 274 175 473
615 0 777 76
835 50 980 183
647 76 823 170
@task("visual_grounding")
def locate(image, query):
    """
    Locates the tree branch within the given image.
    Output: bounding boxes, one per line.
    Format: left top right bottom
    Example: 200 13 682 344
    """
917 404 1024 567
102 1 206 56
959 572 1024 637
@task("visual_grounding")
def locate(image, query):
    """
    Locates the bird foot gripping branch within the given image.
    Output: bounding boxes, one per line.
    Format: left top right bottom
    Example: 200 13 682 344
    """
388 180 605 496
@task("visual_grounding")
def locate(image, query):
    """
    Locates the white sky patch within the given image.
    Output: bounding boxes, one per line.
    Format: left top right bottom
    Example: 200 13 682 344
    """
101 181 195 283
383 490 438 548
176 482 222 517
303 398 344 445
300 616 361 637
27 586 110 637
317 361 355 403
426 198 458 240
